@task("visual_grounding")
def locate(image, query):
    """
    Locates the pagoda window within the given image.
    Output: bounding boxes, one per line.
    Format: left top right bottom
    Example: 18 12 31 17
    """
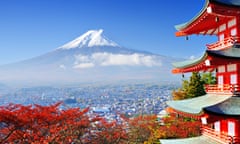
227 64 237 72
218 65 225 73
214 121 220 132
228 121 235 136
230 74 237 84
228 18 236 28
231 28 237 36
219 24 226 32
219 33 224 41
218 75 224 85
201 117 207 125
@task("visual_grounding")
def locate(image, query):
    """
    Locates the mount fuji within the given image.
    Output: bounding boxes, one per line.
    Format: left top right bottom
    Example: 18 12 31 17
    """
0 29 179 86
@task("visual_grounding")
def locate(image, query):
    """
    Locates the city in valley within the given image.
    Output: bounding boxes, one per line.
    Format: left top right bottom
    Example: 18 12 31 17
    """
0 82 178 120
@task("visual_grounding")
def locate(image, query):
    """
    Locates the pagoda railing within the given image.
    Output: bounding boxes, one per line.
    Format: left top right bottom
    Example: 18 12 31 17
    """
201 126 234 144
205 84 240 95
206 36 240 50
233 136 240 144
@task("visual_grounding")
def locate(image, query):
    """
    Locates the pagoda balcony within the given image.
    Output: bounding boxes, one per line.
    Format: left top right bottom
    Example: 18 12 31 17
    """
201 126 240 144
206 37 240 50
204 84 240 95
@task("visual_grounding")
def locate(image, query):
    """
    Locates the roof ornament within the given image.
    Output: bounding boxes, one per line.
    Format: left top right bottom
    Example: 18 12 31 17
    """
205 59 211 66
215 16 219 22
182 73 185 78
207 6 212 13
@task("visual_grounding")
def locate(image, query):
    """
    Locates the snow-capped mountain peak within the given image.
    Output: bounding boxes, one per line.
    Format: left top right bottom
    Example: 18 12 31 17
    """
59 29 119 49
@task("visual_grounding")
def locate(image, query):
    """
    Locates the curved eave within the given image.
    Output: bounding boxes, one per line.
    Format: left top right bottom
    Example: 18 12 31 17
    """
175 0 239 37
172 46 240 74
175 0 210 36
212 0 240 7
166 94 231 115
172 53 208 74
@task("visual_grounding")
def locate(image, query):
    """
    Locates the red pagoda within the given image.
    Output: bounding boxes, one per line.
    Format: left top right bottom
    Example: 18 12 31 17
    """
161 0 240 144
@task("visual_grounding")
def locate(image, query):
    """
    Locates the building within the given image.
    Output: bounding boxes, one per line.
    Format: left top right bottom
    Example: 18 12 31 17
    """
161 0 240 144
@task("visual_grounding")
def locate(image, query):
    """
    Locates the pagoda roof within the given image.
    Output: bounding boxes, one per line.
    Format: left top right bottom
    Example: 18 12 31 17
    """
172 46 240 74
160 135 222 144
213 0 240 6
175 0 240 37
207 45 240 58
166 94 231 114
204 96 240 116
172 53 209 73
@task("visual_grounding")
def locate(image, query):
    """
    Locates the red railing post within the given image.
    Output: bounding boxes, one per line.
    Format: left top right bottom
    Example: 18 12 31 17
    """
201 126 237 144
204 84 240 95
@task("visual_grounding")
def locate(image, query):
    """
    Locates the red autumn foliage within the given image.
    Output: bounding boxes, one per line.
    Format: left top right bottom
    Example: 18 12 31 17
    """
0 102 201 144
89 119 128 144
0 102 99 143
126 115 159 143
159 114 201 139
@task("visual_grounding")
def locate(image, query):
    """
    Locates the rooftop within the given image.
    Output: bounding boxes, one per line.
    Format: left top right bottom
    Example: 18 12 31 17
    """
160 135 222 144
166 94 231 114
204 96 240 116
175 0 240 37
172 45 240 73
212 0 240 6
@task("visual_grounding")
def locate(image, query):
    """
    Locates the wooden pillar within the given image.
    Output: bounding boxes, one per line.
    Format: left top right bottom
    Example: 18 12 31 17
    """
221 119 228 134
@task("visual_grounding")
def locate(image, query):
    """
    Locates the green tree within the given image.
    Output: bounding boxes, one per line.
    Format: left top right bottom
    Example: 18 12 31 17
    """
201 72 216 85
186 72 206 98
172 72 206 100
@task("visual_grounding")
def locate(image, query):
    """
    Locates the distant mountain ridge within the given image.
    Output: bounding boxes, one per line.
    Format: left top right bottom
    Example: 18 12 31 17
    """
0 29 180 87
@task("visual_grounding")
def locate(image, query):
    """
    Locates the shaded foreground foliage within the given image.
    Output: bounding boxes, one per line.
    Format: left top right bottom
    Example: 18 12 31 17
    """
0 103 201 143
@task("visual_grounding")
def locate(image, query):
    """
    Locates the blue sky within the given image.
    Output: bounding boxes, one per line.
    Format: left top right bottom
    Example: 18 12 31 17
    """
0 0 216 65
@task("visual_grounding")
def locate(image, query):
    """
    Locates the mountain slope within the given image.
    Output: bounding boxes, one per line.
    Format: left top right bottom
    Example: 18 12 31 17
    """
0 29 180 86
58 29 118 49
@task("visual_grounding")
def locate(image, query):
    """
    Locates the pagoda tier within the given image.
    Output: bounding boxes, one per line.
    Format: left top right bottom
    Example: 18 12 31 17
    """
175 0 240 39
165 95 240 144
172 45 240 95
172 45 240 74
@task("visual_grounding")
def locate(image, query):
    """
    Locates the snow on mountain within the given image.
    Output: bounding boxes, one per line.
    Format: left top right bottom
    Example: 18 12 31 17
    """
53 29 163 69
59 29 119 49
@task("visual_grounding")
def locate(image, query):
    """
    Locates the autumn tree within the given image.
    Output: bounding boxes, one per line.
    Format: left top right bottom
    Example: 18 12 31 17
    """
172 80 188 100
126 115 159 144
0 102 202 144
0 102 99 143
156 114 201 139
126 114 201 144
89 119 128 144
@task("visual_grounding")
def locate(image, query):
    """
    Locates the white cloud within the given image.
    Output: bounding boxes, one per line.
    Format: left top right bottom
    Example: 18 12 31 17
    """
73 63 95 69
59 64 66 70
73 52 161 69
189 55 196 60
